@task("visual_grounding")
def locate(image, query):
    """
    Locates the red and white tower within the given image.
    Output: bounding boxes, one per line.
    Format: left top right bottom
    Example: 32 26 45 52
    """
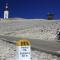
4 3 9 19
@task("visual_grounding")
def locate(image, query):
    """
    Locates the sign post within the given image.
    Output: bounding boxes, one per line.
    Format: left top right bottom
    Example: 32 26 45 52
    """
16 39 31 60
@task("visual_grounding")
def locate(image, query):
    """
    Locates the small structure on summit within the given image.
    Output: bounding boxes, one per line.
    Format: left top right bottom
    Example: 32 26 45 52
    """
48 12 54 20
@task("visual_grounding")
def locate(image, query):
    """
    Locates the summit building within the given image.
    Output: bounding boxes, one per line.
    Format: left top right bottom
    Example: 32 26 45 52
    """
4 3 9 19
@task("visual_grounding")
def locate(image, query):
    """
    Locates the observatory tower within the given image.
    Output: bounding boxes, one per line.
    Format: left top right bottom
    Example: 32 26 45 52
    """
4 3 9 19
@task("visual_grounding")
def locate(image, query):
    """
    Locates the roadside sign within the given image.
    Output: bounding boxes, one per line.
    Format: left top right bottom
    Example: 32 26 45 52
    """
16 39 31 60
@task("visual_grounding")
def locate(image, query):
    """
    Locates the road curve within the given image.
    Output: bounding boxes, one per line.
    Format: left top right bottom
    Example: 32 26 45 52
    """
0 35 60 56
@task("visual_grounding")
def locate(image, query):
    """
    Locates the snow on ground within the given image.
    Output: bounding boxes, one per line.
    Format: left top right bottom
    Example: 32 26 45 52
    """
0 40 58 60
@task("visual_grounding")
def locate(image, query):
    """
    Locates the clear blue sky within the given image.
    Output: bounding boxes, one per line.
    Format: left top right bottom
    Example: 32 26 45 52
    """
0 0 60 19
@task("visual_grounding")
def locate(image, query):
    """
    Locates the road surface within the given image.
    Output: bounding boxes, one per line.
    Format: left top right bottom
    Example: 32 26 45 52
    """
0 35 60 56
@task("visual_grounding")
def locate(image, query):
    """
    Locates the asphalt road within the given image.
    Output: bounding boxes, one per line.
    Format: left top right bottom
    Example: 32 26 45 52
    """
0 35 60 56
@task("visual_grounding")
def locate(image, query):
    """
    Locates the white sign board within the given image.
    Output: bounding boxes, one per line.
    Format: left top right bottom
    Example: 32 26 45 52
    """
16 39 31 60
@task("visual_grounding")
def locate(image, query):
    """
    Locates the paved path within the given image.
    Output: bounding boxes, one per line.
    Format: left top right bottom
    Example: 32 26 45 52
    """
0 35 60 56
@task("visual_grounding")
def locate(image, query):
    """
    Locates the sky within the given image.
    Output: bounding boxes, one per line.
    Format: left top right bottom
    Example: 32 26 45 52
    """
0 0 60 19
